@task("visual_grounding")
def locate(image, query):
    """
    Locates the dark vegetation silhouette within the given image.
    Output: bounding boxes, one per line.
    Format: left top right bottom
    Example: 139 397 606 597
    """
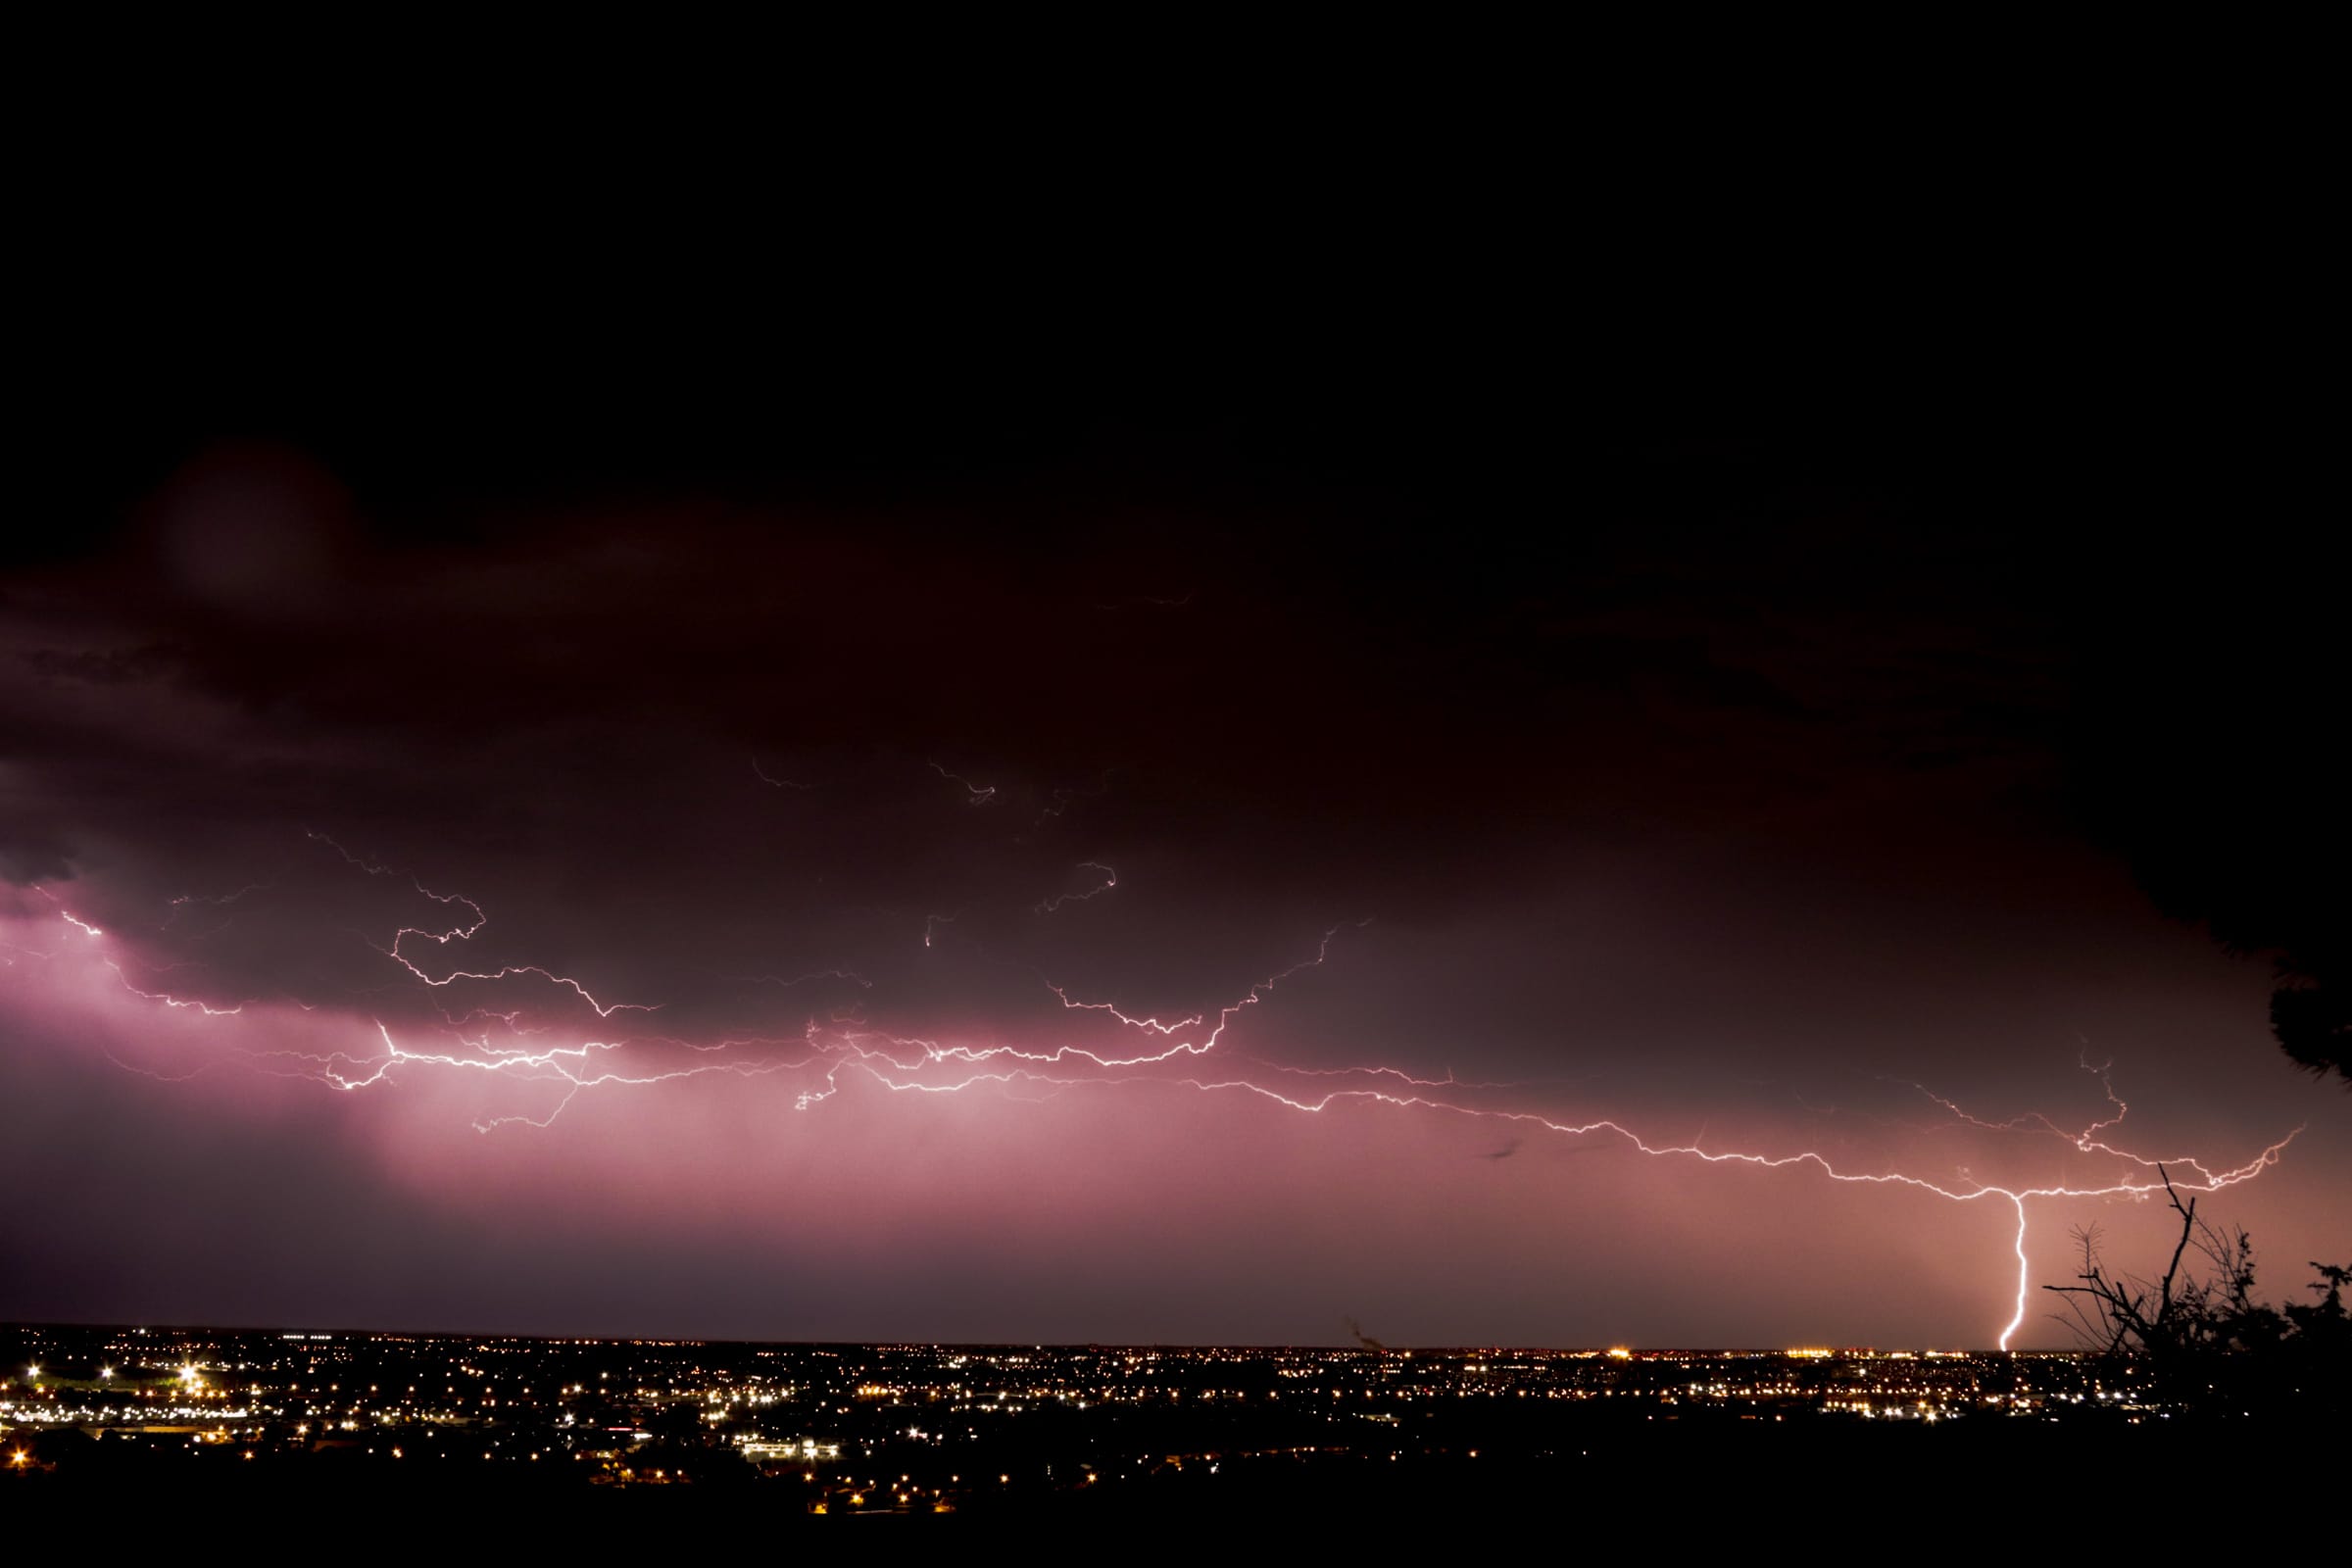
2066 447 2347 1088
2045 1169 2349 1423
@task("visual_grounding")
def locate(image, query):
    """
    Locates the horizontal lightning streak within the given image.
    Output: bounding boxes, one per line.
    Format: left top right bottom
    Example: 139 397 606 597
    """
1035 861 1117 914
928 760 996 806
305 831 653 1019
31 858 2305 1351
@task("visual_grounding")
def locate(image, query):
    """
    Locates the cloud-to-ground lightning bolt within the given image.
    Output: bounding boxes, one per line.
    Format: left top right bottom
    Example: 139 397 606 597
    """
1162 1072 2297 1351
21 847 2304 1350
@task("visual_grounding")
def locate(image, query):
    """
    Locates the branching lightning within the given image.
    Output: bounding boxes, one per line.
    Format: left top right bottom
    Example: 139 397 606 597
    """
9 837 2307 1350
928 760 997 807
1036 862 1118 914
305 831 656 1020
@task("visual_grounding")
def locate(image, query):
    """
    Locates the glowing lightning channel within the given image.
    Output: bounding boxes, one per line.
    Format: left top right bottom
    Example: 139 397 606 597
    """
164 882 273 933
305 831 656 1020
32 888 104 938
928 760 997 807
44 856 2302 1351
1035 862 1117 914
102 959 246 1016
1126 1072 2297 1351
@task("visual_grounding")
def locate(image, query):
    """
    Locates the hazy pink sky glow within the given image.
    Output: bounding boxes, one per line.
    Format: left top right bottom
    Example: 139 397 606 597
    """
5 353 2342 1348
1 801 2332 1349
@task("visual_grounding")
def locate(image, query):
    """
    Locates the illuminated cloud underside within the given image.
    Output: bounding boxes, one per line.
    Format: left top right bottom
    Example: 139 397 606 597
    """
2 831 2302 1348
1 436 2341 1348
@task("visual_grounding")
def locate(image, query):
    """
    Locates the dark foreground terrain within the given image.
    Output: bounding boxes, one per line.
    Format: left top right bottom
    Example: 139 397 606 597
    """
7 1325 2336 1538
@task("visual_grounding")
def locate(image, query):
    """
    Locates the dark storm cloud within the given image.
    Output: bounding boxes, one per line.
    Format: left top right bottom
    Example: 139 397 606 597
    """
17 640 186 685
0 431 2089 957
0 396 2326 1071
3 325 2342 1345
0 837 76 886
4 99 2340 1347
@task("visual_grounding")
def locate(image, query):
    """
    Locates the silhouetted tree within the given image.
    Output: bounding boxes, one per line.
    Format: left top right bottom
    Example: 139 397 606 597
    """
2045 1169 2349 1424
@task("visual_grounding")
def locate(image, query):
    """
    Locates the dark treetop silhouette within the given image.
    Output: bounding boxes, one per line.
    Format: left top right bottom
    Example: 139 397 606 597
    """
2045 1169 2350 1421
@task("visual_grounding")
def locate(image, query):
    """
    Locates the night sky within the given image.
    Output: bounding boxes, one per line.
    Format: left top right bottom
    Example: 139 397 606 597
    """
4 244 2341 1350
